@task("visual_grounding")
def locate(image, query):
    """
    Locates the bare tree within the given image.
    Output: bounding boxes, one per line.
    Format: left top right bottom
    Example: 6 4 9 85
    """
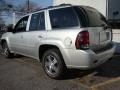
0 0 41 30
17 0 41 13
0 0 6 30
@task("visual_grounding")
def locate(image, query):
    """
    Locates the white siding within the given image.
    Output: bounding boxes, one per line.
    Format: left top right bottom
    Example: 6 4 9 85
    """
53 0 107 17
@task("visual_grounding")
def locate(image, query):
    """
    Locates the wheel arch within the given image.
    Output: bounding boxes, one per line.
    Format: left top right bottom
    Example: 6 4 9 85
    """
39 44 63 62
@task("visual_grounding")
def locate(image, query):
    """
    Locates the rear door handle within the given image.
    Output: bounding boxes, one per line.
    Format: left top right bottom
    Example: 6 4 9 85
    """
21 36 23 38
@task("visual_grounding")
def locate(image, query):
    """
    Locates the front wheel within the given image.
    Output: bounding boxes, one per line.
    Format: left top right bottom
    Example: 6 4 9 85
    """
2 42 14 58
42 49 66 79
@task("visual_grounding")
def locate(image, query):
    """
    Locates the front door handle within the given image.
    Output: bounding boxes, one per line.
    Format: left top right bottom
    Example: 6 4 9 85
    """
38 36 43 38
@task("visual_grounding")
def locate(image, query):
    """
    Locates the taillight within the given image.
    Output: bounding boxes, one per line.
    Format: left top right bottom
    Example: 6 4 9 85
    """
75 31 89 49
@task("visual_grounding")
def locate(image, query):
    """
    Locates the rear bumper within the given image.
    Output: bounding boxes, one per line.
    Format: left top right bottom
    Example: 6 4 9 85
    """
62 43 116 69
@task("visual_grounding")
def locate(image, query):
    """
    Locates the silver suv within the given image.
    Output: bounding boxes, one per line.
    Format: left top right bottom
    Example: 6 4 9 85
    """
0 4 115 79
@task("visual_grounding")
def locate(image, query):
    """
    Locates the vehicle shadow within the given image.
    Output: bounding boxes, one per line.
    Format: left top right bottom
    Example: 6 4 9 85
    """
94 55 120 77
62 69 94 80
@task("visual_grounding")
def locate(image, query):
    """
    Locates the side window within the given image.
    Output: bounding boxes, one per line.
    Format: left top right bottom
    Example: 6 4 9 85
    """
49 7 79 29
29 12 45 31
14 16 29 32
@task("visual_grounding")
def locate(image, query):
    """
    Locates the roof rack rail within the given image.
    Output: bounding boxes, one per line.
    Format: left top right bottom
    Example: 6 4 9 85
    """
28 4 73 13
59 3 72 6
47 6 54 8
47 4 72 8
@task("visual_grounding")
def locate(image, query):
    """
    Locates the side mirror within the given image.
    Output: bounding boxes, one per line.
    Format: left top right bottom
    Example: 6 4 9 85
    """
7 25 13 32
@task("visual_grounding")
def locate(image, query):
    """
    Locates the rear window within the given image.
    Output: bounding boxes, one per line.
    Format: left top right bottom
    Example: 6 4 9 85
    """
74 6 108 27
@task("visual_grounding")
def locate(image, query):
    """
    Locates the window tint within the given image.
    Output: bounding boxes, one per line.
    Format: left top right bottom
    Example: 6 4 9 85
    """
49 7 79 29
14 16 29 32
74 6 108 27
85 8 108 27
29 12 45 31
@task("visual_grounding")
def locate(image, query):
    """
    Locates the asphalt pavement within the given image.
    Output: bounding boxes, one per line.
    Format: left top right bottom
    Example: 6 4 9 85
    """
0 49 120 90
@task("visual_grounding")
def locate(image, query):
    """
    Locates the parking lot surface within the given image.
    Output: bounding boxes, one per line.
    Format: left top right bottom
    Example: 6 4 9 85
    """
0 48 120 90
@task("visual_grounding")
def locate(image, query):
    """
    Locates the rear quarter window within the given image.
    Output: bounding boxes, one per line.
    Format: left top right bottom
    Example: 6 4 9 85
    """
49 7 79 29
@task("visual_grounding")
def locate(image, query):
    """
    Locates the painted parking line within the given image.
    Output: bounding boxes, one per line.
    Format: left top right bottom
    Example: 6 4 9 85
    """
71 79 90 90
91 77 120 90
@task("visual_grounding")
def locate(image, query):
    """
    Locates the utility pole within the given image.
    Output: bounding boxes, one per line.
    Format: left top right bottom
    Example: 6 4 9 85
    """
12 12 16 27
27 0 30 12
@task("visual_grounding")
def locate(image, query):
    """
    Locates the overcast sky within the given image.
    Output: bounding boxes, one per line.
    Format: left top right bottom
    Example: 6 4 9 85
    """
5 0 53 8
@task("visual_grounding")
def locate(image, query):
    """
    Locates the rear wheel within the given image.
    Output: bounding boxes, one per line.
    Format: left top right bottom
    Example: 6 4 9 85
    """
42 49 66 79
2 42 14 58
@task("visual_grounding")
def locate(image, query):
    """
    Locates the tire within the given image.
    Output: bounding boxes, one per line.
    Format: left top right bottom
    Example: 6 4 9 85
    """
2 42 14 58
42 49 66 79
